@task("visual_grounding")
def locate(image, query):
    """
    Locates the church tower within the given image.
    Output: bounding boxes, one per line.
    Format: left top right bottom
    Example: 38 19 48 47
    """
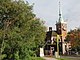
56 2 67 54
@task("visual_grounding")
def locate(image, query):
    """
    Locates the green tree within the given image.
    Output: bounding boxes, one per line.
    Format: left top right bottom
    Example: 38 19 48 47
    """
0 0 46 60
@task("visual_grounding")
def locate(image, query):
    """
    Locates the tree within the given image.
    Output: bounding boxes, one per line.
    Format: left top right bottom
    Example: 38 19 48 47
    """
0 0 46 60
66 28 80 52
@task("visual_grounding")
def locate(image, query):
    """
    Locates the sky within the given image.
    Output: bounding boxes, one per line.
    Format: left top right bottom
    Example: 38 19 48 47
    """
25 0 80 31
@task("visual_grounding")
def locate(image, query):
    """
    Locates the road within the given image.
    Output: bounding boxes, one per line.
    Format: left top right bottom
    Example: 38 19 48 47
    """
42 56 80 60
60 56 80 60
43 56 80 60
43 57 57 60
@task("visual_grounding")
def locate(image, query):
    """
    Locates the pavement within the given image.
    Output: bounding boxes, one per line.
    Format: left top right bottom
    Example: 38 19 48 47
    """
42 57 57 60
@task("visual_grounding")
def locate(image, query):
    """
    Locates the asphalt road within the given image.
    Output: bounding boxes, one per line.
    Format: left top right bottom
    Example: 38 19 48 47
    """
60 56 80 60
43 57 57 60
43 56 80 60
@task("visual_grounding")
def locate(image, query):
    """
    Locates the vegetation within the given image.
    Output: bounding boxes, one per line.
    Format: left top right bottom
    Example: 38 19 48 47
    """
0 0 46 60
66 28 80 52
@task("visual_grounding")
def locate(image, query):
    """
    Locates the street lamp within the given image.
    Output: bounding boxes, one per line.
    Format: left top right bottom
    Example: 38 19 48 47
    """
57 35 59 55
55 35 60 58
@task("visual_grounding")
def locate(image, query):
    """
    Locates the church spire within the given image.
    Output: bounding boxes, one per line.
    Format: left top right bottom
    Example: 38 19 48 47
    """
59 1 64 23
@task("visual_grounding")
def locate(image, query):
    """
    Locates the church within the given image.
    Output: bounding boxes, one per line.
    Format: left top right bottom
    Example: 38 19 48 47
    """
44 2 71 56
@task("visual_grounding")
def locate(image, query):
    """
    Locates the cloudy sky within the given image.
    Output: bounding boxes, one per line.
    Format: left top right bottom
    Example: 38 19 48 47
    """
25 0 80 31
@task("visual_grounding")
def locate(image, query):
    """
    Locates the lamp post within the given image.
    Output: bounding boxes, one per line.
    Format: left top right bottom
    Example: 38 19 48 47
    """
57 35 59 56
55 35 60 58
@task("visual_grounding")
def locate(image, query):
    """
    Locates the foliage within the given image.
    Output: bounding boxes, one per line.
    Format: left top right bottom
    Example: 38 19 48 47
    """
0 0 46 60
66 28 80 51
